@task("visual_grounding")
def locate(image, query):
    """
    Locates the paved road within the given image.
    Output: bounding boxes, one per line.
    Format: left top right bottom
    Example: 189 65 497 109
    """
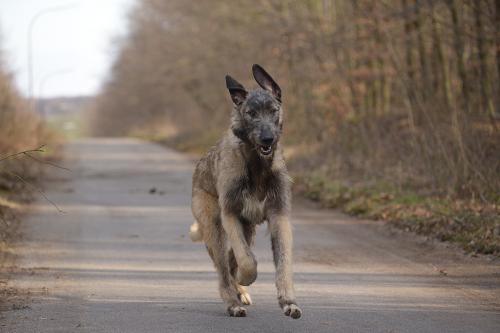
1 138 499 332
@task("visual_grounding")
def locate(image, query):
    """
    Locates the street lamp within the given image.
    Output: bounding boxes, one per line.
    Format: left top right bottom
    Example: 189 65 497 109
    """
37 69 73 118
27 3 77 111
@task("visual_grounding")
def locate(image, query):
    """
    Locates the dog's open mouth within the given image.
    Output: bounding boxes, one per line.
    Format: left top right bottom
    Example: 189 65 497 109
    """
259 145 273 156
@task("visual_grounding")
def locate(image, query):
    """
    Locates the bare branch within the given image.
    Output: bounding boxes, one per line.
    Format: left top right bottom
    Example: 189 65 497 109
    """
0 145 45 163
23 152 71 172
6 171 65 214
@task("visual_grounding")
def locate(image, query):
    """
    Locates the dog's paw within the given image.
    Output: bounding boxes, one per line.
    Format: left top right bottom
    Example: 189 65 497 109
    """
239 291 252 305
283 304 302 319
227 305 247 317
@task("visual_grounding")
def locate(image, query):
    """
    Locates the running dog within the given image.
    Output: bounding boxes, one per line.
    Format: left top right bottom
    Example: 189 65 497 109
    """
190 64 301 319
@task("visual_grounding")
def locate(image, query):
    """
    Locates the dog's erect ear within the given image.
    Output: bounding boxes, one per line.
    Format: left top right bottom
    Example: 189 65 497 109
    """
225 75 248 106
252 64 281 102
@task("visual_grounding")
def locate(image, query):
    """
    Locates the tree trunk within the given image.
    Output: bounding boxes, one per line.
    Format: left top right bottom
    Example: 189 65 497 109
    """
432 3 469 188
474 0 494 118
402 0 417 114
495 0 500 115
415 0 430 100
431 6 452 113
447 0 470 114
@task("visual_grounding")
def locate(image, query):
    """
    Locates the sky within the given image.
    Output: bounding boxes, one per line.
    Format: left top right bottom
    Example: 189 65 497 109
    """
0 0 136 98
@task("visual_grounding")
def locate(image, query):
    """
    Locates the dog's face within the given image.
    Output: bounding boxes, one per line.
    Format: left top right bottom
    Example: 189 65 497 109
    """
226 64 283 159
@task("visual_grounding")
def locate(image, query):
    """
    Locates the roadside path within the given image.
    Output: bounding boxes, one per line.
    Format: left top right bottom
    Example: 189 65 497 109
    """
1 138 499 332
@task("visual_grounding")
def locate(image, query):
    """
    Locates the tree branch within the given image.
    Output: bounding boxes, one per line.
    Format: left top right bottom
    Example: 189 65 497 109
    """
0 145 45 163
6 171 65 214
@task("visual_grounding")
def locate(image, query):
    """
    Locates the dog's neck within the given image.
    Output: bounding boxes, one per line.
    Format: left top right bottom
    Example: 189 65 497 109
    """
240 140 277 202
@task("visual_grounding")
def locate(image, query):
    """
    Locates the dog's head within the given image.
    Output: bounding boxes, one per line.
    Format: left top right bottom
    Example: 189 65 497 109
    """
226 64 283 159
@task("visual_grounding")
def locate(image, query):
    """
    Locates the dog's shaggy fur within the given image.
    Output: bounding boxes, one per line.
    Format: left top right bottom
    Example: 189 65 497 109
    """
190 64 301 319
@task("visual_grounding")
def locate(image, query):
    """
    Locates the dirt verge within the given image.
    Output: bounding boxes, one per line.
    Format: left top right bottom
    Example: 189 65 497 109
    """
293 172 500 257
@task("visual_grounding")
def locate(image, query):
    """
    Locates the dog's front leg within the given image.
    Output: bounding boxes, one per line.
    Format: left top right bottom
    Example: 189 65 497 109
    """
269 214 302 319
221 211 257 286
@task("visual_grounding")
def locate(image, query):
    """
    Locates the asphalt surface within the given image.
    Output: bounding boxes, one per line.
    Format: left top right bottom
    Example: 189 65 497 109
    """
1 138 499 332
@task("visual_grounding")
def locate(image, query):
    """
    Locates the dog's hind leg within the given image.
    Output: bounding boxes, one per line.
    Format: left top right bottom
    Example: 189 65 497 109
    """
192 190 246 317
228 249 252 305
206 224 247 317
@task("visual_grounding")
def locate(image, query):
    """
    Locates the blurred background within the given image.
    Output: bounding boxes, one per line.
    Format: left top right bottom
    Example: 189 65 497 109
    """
0 0 499 255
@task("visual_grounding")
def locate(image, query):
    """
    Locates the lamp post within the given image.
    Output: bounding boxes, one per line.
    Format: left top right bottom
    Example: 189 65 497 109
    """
27 3 77 112
37 69 72 118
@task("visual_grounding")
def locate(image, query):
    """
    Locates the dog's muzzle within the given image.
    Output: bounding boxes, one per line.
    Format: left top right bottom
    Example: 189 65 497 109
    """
259 145 273 156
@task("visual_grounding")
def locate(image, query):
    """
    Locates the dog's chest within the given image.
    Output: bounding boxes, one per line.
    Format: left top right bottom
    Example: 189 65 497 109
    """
240 192 267 223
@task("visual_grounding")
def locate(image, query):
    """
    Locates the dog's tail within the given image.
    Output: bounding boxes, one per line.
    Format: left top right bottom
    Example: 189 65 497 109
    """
189 222 203 242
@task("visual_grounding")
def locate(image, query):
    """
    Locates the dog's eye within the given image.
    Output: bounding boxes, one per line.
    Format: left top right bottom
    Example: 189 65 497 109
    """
247 109 256 117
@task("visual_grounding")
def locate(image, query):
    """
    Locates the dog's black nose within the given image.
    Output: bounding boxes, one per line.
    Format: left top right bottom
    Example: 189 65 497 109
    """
260 133 274 146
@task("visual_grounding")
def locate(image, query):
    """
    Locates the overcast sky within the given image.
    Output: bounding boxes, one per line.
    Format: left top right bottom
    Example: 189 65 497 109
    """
0 0 135 98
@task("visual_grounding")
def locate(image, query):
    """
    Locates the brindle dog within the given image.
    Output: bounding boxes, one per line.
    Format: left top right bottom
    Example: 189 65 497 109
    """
190 64 301 319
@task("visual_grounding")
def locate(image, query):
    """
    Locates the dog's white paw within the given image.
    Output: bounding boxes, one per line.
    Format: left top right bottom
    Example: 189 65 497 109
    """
188 222 202 242
236 285 252 305
283 304 302 319
239 291 252 305
227 305 247 317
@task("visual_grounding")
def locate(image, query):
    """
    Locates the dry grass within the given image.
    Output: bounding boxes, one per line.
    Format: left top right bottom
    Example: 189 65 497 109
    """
294 171 500 256
0 57 59 268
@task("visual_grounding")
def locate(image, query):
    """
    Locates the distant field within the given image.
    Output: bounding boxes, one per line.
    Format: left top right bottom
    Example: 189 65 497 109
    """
38 96 91 139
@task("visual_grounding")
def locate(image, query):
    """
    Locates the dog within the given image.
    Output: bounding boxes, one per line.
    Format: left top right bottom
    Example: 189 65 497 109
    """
189 64 301 319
